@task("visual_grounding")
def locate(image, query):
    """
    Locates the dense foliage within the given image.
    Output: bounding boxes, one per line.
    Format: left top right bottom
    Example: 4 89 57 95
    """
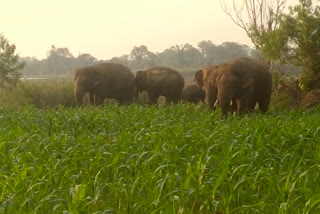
0 34 25 88
221 0 320 91
1 105 320 213
280 0 320 90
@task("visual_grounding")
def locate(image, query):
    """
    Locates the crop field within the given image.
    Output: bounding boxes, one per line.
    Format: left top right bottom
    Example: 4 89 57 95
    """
1 104 320 213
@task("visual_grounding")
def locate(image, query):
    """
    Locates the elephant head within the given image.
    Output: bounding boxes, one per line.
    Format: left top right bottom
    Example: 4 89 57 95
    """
216 64 254 116
194 70 204 87
73 67 101 105
135 70 147 95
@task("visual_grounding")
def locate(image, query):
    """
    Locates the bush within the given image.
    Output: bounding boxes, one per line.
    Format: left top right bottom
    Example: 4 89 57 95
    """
271 76 304 109
0 79 76 109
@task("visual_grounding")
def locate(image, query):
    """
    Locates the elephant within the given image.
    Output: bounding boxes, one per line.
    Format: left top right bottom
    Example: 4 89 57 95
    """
194 65 221 107
74 63 136 105
181 85 205 104
211 57 272 116
135 66 185 104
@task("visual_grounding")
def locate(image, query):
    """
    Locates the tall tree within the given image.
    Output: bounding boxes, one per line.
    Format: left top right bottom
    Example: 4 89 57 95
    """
220 0 288 62
130 45 155 68
180 43 203 67
0 34 25 88
109 54 130 66
198 40 216 59
280 0 320 90
46 45 74 75
75 53 97 68
219 42 251 61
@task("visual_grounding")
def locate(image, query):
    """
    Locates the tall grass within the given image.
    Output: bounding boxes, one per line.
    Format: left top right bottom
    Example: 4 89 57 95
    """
0 79 75 109
0 104 320 213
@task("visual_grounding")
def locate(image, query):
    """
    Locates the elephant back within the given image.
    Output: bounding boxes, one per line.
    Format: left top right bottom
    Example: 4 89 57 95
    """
182 85 205 103
146 67 184 86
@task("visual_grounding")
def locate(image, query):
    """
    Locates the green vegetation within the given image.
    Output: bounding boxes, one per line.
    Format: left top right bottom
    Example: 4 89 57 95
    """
0 34 25 89
280 0 320 90
221 0 320 91
0 79 75 109
1 104 320 213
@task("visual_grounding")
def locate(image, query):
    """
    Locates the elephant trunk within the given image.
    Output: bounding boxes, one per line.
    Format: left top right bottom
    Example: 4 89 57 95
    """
74 84 84 105
218 87 233 117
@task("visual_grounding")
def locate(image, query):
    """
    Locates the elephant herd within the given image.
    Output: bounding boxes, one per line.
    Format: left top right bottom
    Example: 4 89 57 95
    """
73 57 272 116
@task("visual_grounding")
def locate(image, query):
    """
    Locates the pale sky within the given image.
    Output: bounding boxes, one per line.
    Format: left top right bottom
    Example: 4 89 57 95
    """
0 0 300 60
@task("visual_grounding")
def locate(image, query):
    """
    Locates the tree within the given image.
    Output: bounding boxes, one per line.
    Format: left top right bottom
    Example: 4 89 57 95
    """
197 40 252 65
46 45 74 75
0 34 25 88
280 0 320 90
155 48 179 67
130 45 155 68
109 54 130 66
179 44 203 67
218 42 251 61
220 0 288 62
198 40 215 59
75 53 97 68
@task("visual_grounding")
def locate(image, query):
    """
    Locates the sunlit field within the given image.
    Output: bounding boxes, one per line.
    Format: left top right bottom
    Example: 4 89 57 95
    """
1 103 320 213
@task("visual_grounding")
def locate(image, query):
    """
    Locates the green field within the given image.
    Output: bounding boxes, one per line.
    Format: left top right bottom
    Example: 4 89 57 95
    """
1 104 320 213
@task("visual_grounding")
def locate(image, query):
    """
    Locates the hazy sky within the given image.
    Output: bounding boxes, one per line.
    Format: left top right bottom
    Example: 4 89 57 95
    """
1 0 300 60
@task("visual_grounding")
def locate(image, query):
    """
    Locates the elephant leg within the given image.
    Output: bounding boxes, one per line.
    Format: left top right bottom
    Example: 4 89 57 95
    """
118 99 131 105
237 87 254 114
248 100 256 112
236 96 250 114
88 93 95 105
94 96 104 106
172 96 180 104
148 92 159 105
167 94 180 104
258 98 270 113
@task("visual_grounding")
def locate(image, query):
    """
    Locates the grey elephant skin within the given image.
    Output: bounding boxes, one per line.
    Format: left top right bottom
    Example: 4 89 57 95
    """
195 57 272 116
74 63 136 105
135 67 185 104
181 85 205 104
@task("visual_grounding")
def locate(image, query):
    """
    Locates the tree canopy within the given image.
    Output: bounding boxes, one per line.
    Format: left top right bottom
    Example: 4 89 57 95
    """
221 0 320 91
0 34 25 88
280 0 320 90
21 40 257 76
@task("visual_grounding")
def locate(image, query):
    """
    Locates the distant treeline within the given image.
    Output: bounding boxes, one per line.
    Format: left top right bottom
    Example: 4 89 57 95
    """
21 40 301 77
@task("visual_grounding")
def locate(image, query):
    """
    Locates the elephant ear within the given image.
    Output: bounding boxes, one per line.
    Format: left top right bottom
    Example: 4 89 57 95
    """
74 68 83 81
83 67 102 88
239 70 254 89
136 71 147 85
241 77 254 89
135 71 147 92
136 71 146 80
194 70 203 87
211 74 218 88
209 65 224 88
232 66 254 89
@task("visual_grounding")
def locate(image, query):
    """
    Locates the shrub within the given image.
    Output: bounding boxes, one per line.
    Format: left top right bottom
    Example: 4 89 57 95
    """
271 76 304 109
0 79 76 109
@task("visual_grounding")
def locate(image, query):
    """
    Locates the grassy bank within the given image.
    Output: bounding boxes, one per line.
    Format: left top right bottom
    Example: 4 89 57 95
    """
0 104 320 213
0 79 75 109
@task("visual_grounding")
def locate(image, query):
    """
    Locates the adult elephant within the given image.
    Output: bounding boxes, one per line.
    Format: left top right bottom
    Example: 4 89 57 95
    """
74 63 135 105
194 65 221 107
213 57 272 116
181 85 205 104
135 66 185 104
